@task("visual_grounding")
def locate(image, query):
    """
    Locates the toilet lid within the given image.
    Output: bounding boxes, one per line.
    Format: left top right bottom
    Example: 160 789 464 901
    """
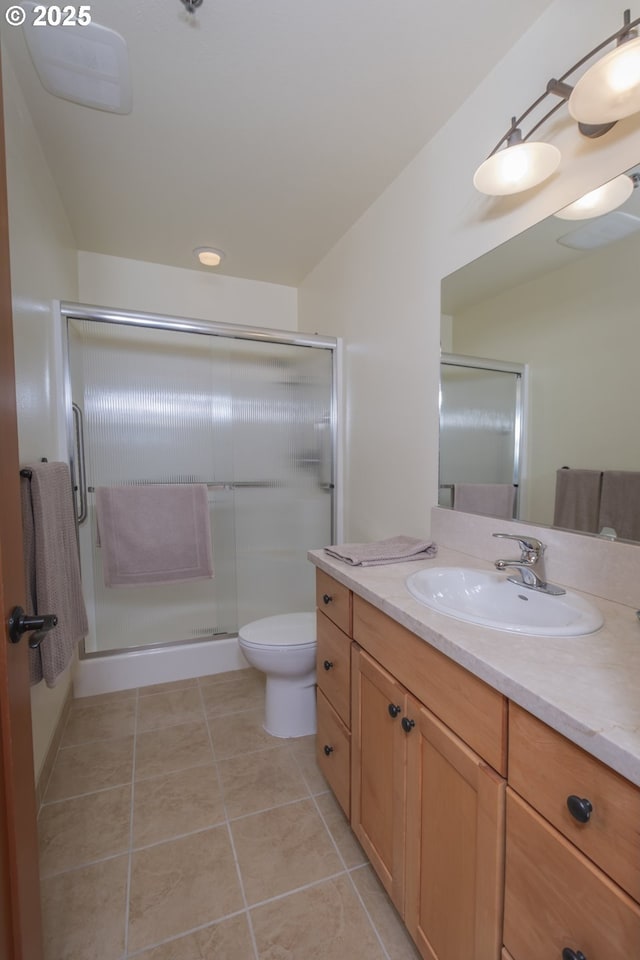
238 612 316 646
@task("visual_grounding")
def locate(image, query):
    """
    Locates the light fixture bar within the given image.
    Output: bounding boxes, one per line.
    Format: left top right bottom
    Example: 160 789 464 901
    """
481 9 640 162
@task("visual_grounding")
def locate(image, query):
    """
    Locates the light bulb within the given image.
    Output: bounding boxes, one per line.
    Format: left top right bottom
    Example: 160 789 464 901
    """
194 247 224 267
473 141 561 197
569 35 640 124
554 174 634 220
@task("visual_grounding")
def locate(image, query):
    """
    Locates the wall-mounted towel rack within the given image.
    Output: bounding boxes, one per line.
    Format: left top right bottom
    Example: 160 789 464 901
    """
20 457 49 480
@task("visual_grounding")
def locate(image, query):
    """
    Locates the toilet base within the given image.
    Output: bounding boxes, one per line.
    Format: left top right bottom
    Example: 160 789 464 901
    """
264 672 317 738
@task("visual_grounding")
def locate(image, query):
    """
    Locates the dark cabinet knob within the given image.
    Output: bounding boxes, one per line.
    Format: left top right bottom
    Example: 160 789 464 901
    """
401 717 415 733
323 744 334 756
322 594 333 605
388 703 401 718
323 660 334 671
562 949 587 960
567 795 593 823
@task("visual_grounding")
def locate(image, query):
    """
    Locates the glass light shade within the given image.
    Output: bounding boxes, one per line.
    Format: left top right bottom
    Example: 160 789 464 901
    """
569 35 640 123
554 174 634 220
473 141 561 196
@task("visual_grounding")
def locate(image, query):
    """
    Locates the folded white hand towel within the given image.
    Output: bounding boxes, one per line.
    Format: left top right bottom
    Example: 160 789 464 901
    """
324 535 437 566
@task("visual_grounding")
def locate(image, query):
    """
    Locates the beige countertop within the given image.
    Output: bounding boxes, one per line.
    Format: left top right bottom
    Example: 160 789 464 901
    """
309 546 640 787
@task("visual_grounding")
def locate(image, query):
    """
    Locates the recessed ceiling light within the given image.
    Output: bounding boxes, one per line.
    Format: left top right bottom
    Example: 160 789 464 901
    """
194 247 225 267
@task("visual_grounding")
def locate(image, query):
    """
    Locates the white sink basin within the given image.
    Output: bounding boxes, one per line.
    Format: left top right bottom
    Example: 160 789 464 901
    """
405 567 604 637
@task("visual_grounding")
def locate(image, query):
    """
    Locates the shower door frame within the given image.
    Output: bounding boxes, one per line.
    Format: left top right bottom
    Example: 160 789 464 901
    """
60 301 339 658
439 352 527 518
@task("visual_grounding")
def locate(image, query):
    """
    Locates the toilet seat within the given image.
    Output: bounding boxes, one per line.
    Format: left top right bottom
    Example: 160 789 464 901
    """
238 612 316 647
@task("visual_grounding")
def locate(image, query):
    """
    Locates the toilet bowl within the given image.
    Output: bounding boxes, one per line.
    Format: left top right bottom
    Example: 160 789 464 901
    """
237 612 317 738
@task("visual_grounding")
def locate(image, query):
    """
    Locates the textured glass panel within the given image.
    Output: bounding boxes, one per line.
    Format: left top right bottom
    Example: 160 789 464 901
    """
68 319 334 653
439 366 520 506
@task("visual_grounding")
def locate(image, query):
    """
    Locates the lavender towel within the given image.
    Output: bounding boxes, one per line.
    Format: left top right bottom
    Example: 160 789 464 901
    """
598 471 640 542
553 469 602 533
453 483 515 519
21 462 88 687
325 535 437 566
95 484 214 587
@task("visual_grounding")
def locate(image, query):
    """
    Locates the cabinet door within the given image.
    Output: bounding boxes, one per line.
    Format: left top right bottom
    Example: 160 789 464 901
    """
405 694 505 960
351 645 408 913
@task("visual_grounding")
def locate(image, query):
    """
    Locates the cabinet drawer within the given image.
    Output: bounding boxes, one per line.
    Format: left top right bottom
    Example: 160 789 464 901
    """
504 789 640 960
509 704 640 901
316 570 352 636
317 689 350 817
316 613 351 727
353 595 507 774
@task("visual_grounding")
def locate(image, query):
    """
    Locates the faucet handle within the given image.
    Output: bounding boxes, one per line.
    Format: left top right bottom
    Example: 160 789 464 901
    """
492 532 545 561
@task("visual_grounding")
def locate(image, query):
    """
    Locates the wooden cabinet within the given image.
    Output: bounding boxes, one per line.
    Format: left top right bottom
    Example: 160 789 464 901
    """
313 564 640 960
351 639 505 960
504 789 640 960
405 695 505 960
351 646 408 909
315 571 353 817
505 705 640 960
509 703 640 902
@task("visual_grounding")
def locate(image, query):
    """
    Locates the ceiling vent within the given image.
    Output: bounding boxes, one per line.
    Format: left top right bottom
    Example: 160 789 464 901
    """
556 211 640 251
21 2 132 114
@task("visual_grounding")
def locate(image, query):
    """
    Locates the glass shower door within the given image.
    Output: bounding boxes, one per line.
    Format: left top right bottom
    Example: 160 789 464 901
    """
68 317 334 655
439 356 524 513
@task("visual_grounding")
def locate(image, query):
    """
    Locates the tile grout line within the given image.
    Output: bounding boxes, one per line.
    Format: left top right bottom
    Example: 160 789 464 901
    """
309 792 392 960
199 682 261 960
122 687 140 960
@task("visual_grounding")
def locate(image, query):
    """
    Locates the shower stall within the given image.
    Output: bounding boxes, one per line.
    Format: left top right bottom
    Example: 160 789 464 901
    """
63 305 337 660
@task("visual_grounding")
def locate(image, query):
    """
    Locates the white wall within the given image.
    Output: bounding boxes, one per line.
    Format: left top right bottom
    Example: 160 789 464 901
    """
2 51 78 782
77 251 298 330
298 0 640 542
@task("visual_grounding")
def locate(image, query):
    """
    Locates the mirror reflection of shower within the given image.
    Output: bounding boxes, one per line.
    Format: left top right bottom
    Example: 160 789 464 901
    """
439 354 525 518
66 309 336 656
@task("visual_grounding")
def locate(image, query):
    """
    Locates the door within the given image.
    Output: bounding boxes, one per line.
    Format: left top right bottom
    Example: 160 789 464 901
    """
351 645 408 913
404 694 505 960
0 61 44 960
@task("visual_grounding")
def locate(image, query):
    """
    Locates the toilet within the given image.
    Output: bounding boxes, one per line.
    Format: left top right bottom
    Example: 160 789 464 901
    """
237 612 317 738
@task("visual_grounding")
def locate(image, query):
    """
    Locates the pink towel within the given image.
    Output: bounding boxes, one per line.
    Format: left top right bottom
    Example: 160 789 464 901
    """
453 483 515 519
95 484 214 587
21 462 88 687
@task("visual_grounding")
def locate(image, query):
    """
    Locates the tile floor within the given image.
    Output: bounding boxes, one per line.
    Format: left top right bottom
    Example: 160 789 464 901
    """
38 668 421 960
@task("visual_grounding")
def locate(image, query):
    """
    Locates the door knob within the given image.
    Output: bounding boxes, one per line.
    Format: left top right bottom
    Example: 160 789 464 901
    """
562 949 587 960
323 660 334 671
388 703 401 718
8 606 58 649
323 744 334 756
401 717 415 733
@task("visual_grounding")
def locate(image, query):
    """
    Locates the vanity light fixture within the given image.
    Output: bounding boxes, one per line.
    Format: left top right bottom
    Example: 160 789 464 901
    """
554 172 639 220
194 247 225 267
474 9 640 197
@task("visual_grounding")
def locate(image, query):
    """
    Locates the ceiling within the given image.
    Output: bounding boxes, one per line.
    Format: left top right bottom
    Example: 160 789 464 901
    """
2 0 554 286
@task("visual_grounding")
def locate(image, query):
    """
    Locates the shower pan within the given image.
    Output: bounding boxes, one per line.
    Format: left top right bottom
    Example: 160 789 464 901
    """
63 305 337 657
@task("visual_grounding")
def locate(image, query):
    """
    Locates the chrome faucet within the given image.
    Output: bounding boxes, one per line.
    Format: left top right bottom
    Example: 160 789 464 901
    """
492 533 566 596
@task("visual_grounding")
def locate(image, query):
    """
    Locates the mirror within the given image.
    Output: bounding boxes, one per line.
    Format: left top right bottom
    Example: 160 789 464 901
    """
440 163 640 544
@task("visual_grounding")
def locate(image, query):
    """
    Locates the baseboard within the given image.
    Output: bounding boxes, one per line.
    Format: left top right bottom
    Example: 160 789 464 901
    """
35 684 73 809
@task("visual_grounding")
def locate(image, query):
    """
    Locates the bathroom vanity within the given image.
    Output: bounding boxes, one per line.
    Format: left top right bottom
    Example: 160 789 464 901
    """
310 542 640 960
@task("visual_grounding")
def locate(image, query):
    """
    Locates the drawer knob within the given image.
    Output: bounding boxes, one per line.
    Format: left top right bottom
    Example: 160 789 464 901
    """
562 949 587 960
388 703 401 718
322 594 333 605
566 795 593 824
323 744 334 756
401 717 415 733
323 660 334 671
